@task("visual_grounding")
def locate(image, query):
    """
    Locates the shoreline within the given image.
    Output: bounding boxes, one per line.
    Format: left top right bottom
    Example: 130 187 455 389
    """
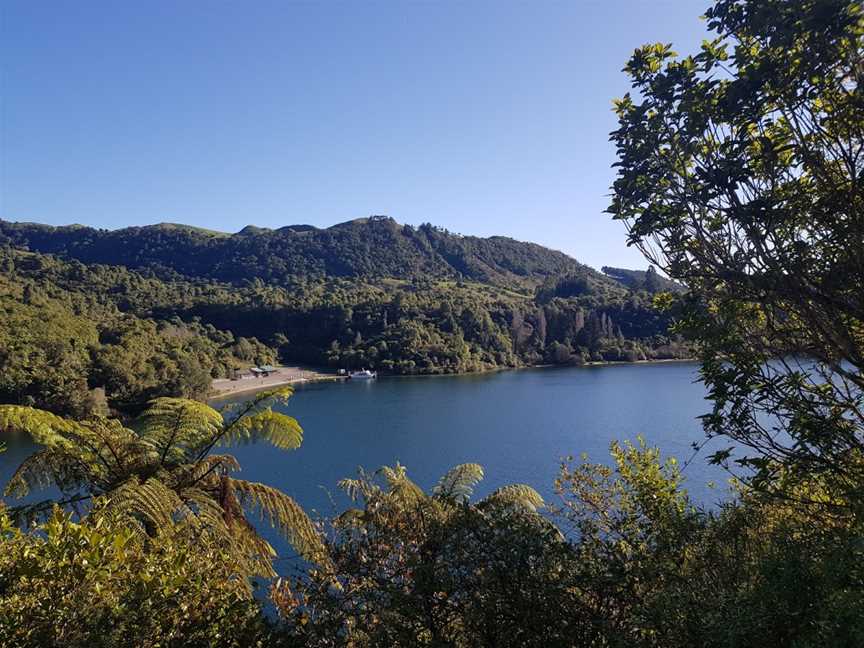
583 357 696 367
209 367 344 400
380 357 697 381
208 357 696 401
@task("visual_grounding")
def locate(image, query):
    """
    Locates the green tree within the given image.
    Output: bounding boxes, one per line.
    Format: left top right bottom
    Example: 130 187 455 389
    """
609 0 864 498
0 387 326 581
0 503 269 648
553 439 864 647
272 463 571 647
0 298 98 417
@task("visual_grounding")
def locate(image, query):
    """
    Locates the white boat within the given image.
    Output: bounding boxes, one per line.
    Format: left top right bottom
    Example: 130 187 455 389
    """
349 369 377 379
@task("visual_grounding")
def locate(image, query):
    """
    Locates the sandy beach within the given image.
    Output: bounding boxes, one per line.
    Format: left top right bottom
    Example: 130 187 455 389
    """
210 366 340 399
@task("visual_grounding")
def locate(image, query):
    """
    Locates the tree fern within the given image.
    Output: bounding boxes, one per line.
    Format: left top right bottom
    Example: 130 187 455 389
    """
380 463 426 505
1 390 327 586
433 463 485 504
231 479 327 564
138 398 223 464
479 484 545 512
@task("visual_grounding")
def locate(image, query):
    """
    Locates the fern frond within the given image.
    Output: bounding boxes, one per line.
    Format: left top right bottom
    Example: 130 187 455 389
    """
218 385 295 418
224 410 303 450
172 486 276 583
179 486 231 534
106 477 187 532
230 478 327 564
338 477 380 503
196 453 241 475
479 484 545 512
228 516 279 579
380 463 426 505
248 385 295 406
433 463 484 503
79 418 149 481
4 448 90 498
0 405 82 449
138 398 224 463
0 407 144 494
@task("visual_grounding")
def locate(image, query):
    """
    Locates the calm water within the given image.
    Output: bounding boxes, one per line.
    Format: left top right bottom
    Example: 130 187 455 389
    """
0 363 732 525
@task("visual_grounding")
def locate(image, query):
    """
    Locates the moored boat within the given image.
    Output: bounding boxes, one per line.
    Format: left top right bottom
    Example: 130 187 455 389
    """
349 369 377 379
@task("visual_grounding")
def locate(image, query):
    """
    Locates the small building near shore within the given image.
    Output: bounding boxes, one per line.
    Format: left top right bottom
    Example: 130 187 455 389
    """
251 365 279 377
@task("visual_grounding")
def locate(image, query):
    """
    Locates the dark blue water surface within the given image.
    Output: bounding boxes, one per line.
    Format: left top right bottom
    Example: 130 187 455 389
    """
219 362 731 516
0 363 733 526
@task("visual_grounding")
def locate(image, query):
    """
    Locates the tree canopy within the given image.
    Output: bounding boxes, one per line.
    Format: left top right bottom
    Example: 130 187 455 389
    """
0 244 688 418
609 0 864 498
0 217 588 291
0 388 326 579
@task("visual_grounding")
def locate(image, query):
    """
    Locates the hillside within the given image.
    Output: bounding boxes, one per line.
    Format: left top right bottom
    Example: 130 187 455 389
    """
0 220 689 417
0 216 603 292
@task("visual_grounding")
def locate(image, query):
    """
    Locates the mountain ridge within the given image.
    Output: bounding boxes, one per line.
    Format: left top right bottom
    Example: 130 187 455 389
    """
0 216 616 292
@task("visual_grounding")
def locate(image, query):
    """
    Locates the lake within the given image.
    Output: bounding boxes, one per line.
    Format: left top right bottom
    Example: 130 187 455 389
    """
0 362 733 523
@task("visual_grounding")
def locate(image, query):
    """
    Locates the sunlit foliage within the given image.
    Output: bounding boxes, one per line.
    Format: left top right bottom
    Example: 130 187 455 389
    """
0 503 269 648
273 463 561 647
609 0 864 499
0 388 326 580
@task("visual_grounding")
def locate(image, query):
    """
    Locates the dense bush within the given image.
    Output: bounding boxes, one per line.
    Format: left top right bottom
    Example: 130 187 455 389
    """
0 504 269 648
0 245 687 418
0 250 276 416
1 414 861 647
0 216 585 291
265 443 864 648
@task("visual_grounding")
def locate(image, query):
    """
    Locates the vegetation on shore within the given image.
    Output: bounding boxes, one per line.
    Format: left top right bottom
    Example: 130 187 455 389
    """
0 233 687 418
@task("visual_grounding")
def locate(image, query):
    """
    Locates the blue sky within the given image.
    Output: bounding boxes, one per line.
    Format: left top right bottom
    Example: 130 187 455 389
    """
1 1 710 270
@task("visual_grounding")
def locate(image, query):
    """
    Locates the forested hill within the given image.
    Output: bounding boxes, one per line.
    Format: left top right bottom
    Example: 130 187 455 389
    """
0 218 689 417
0 216 594 291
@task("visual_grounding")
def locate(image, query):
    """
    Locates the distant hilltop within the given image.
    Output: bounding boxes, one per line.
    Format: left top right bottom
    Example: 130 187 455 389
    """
0 216 642 293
